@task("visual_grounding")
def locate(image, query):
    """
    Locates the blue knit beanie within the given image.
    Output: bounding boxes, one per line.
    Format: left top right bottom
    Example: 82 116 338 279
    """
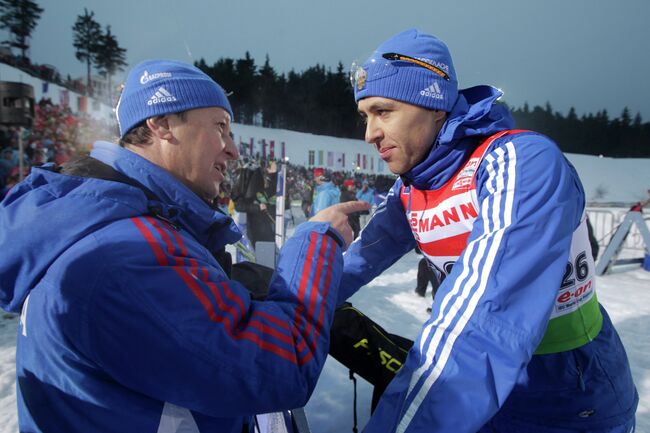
116 59 233 137
353 29 458 112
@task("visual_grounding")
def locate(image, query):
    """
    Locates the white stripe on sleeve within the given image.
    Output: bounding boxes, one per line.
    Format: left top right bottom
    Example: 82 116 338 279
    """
397 142 517 433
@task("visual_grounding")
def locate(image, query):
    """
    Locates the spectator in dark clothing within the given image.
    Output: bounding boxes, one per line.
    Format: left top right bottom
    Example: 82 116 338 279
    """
300 181 313 219
0 148 15 188
414 246 439 299
586 216 600 261
234 161 277 249
0 166 22 199
340 179 361 239
356 180 375 229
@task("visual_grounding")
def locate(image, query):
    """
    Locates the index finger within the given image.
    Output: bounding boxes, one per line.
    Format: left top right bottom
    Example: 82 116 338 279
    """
330 201 372 215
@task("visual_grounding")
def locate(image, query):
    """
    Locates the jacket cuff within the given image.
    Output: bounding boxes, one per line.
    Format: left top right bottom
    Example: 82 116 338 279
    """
295 221 345 250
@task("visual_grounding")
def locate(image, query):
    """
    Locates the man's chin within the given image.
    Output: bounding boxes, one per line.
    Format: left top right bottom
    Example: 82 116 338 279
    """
388 159 417 176
388 164 406 176
196 185 220 203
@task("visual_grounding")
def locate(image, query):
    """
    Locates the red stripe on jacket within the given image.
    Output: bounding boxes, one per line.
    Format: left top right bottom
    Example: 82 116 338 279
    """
147 218 295 342
131 218 168 266
303 234 330 339
292 232 320 361
300 235 335 365
131 217 298 363
147 218 286 335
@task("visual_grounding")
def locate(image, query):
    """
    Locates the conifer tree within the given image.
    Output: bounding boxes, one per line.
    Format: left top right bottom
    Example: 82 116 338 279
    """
0 0 43 59
72 8 101 95
94 25 127 102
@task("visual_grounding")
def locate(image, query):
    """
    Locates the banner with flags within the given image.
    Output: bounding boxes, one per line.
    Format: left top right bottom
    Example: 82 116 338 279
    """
60 90 69 107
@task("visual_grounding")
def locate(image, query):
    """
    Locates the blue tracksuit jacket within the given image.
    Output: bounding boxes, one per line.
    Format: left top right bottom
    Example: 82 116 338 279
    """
0 142 343 432
355 187 375 205
311 181 340 215
340 86 638 433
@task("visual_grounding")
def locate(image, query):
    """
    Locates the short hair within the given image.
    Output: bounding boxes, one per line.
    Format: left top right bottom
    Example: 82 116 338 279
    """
118 111 187 147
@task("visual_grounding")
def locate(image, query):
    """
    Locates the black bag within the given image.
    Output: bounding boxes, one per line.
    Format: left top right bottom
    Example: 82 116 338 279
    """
231 166 254 204
231 261 274 301
329 303 414 411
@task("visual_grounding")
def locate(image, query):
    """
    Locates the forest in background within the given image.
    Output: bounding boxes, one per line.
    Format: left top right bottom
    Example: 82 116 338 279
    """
197 54 649 158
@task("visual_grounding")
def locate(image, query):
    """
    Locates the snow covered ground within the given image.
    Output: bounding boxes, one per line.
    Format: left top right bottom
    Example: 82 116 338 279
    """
0 218 648 432
0 313 19 433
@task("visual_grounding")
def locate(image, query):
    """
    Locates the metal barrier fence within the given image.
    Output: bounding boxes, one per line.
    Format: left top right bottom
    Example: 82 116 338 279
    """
586 208 649 260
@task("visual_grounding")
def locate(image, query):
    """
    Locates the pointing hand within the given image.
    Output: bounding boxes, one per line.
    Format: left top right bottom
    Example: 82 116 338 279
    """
310 201 371 247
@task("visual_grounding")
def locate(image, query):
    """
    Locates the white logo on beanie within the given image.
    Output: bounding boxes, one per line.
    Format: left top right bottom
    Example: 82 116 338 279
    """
147 87 177 105
140 70 172 84
415 57 450 74
420 82 443 100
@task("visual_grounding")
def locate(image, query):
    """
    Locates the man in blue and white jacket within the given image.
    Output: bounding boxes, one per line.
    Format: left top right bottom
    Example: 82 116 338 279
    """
311 171 341 216
0 60 368 432
355 181 375 229
342 29 637 433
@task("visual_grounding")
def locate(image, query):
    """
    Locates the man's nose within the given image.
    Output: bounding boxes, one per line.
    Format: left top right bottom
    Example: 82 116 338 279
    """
365 117 382 146
225 134 239 160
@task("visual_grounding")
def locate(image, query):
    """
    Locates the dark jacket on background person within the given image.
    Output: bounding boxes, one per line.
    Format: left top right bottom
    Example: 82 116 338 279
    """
300 183 313 219
234 165 277 248
340 188 360 239
414 246 439 299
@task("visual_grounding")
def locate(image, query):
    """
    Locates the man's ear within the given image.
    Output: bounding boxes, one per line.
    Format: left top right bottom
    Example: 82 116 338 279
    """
146 115 174 141
432 109 447 123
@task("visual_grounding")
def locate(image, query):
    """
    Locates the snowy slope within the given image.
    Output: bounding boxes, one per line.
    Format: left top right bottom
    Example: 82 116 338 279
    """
0 314 18 433
564 154 650 204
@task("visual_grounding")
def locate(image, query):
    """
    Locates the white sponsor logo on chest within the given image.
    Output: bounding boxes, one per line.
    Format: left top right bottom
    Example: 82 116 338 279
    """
408 192 478 243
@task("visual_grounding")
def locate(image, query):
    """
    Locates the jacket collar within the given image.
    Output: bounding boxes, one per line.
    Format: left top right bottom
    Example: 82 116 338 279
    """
90 141 241 251
401 85 515 190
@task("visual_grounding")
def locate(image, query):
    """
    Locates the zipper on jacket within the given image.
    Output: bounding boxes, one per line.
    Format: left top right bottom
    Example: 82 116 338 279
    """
150 210 180 231
572 351 586 392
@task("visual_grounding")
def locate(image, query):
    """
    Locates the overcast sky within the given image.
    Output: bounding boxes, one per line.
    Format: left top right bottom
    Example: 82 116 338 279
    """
12 0 650 121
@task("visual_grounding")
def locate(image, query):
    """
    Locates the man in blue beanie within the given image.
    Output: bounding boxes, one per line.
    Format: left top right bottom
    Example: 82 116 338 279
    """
0 59 369 432
340 29 637 433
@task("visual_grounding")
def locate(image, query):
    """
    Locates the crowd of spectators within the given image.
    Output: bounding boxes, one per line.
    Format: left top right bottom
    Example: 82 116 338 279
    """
1 97 394 207
0 98 116 198
229 157 394 202
224 155 396 230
